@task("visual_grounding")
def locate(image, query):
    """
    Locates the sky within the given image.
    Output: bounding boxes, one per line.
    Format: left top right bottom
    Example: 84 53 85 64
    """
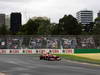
0 0 99 24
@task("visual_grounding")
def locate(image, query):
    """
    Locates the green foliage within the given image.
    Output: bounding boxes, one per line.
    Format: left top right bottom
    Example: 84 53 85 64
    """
37 19 51 35
91 17 100 34
57 15 82 35
19 15 82 35
95 17 100 21
19 18 51 35
49 23 60 35
93 23 100 34
0 24 9 35
21 19 39 35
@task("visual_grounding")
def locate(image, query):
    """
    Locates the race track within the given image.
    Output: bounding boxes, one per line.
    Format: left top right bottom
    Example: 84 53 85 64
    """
0 55 100 75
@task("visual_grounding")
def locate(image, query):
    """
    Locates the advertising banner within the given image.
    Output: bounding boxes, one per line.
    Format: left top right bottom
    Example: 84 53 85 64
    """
9 49 20 54
0 49 74 54
0 49 37 54
50 49 61 54
0 50 7 54
62 49 74 54
36 49 49 54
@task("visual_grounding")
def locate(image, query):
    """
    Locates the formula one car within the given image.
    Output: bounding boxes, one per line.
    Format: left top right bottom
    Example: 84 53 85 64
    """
40 53 61 61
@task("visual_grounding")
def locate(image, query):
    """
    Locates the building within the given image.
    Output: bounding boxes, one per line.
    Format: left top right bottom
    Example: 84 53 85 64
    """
10 12 22 34
95 11 100 24
97 11 100 17
77 10 93 25
76 10 93 32
0 14 5 27
5 15 10 29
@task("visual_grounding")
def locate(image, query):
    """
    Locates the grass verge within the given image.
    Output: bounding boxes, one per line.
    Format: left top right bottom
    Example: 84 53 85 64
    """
54 54 100 65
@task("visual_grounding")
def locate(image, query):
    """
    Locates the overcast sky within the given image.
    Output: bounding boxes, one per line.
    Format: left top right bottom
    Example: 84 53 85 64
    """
0 0 99 24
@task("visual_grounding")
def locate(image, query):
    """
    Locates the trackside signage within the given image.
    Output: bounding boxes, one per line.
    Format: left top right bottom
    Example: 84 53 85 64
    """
36 49 49 54
0 49 36 54
36 49 62 54
66 49 74 54
9 50 20 54
49 49 61 54
0 50 8 54
0 49 74 54
62 49 74 54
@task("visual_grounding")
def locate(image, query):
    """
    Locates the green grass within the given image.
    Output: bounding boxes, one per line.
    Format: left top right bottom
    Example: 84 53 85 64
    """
54 54 100 65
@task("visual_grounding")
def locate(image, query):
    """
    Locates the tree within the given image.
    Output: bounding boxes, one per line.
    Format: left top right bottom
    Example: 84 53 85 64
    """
19 17 52 35
0 24 9 35
93 23 100 34
17 15 82 35
58 15 82 35
50 23 63 35
95 17 100 24
92 17 100 34
37 19 51 35
21 19 39 35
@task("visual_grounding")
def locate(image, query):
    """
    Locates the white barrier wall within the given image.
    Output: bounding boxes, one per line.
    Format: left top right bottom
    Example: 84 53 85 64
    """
0 49 74 54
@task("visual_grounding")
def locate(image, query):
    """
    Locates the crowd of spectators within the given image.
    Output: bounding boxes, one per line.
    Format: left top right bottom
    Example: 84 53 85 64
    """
0 36 98 49
76 36 95 49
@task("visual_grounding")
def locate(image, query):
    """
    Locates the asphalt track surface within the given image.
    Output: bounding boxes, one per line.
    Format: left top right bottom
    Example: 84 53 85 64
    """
0 55 100 75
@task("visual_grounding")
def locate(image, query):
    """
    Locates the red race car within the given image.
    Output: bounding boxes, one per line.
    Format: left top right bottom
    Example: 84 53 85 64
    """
40 53 61 61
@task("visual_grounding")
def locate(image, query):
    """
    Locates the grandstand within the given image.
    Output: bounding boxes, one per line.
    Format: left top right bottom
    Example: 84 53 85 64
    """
0 35 99 49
